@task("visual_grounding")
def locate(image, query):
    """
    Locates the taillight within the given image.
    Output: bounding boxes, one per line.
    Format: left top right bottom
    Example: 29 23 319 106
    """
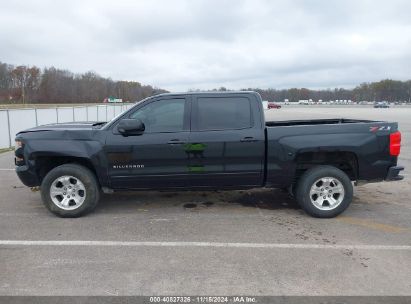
389 131 401 156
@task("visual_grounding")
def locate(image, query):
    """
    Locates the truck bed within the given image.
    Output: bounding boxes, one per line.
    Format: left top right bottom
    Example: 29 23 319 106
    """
264 118 398 187
266 118 377 127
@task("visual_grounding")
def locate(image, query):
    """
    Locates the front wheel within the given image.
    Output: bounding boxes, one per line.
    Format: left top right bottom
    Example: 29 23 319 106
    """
40 164 100 217
295 166 353 218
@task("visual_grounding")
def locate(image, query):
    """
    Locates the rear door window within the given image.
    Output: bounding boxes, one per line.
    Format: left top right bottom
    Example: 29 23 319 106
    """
195 97 252 131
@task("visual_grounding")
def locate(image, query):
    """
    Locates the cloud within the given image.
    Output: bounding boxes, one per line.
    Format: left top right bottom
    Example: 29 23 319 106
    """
0 0 410 91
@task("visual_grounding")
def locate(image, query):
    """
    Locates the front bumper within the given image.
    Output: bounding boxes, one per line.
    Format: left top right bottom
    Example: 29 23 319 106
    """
15 164 40 187
385 166 404 181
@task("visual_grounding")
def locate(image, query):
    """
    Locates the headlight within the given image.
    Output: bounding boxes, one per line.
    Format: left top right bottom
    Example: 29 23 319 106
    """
15 139 24 149
15 139 25 165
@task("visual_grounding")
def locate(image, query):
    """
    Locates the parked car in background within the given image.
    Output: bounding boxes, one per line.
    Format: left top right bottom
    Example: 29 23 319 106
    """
374 101 390 108
103 97 123 103
268 102 281 109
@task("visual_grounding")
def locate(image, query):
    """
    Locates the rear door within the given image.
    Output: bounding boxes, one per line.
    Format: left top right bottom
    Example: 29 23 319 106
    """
188 94 265 188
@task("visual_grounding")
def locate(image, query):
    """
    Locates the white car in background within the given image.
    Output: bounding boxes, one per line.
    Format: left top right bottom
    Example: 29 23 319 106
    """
374 101 390 108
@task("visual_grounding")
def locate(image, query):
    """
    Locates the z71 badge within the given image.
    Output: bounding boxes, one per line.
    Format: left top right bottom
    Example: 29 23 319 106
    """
370 126 391 132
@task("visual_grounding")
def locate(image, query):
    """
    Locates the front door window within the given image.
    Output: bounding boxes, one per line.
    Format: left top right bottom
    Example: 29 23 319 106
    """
130 98 185 133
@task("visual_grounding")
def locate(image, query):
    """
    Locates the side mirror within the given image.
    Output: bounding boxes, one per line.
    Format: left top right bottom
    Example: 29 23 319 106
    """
117 119 145 136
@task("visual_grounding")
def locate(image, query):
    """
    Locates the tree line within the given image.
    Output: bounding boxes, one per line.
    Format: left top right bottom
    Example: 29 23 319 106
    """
206 79 411 103
1 61 410 104
0 61 167 104
248 79 411 103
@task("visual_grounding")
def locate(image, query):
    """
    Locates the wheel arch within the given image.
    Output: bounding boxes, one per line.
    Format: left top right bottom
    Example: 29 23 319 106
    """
294 151 359 182
35 156 100 186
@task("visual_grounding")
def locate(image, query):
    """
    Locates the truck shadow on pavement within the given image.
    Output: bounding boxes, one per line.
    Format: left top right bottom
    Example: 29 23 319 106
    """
231 189 300 210
97 188 300 213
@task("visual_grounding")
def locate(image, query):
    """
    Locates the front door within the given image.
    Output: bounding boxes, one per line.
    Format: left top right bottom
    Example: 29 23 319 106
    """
105 97 191 189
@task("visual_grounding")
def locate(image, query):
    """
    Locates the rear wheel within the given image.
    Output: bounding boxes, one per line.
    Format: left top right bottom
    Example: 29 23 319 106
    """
295 166 353 218
41 164 100 217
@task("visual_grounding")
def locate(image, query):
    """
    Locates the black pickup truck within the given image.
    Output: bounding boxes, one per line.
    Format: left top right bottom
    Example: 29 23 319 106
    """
14 92 404 218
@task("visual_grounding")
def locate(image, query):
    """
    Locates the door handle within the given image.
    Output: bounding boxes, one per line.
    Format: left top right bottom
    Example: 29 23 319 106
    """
167 139 187 145
240 137 258 142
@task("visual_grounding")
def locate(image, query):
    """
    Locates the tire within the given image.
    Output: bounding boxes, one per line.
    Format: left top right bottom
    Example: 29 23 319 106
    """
295 165 353 218
40 164 100 217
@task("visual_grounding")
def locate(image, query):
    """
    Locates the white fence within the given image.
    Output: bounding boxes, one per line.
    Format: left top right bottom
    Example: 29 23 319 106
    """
0 103 134 149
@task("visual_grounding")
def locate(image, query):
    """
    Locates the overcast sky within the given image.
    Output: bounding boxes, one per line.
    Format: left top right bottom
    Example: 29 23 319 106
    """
1 0 410 91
